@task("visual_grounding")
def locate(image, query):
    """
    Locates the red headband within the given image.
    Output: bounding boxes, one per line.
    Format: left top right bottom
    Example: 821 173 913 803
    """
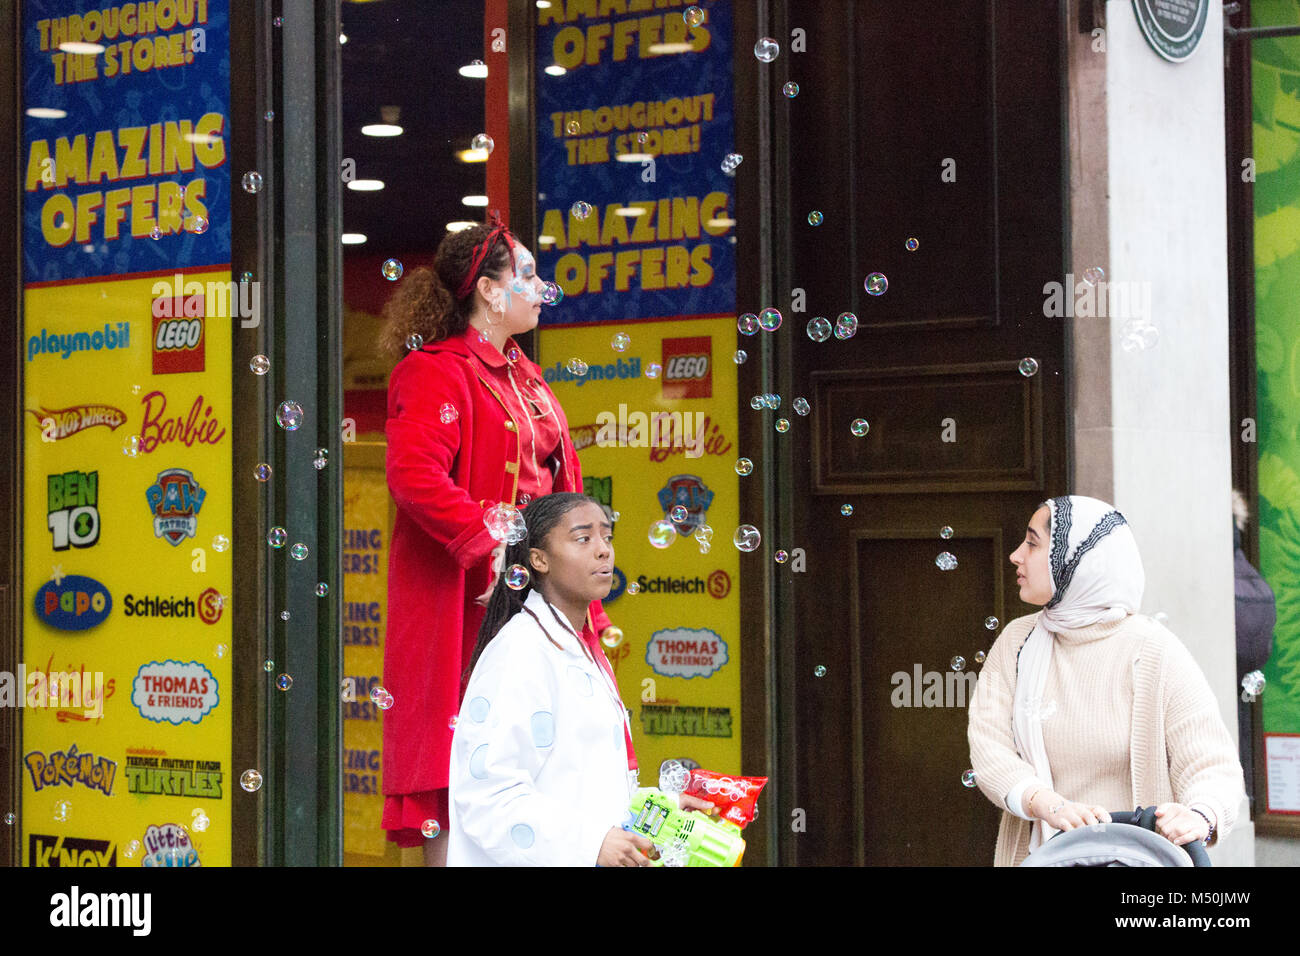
456 210 519 300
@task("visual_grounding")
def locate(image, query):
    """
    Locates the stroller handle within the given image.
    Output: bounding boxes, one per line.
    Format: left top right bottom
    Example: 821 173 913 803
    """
1099 807 1212 867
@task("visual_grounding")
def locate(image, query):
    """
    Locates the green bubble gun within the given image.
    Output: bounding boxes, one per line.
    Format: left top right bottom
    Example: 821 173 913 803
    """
623 788 746 867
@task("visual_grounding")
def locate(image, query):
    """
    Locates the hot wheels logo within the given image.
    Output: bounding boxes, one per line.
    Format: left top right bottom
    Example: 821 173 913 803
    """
34 575 112 631
27 404 127 441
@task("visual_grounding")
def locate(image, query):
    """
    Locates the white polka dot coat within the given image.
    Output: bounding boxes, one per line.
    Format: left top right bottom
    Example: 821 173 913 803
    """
448 589 637 866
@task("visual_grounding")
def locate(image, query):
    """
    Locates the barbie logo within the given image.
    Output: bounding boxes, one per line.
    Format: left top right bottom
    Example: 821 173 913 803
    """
136 390 226 453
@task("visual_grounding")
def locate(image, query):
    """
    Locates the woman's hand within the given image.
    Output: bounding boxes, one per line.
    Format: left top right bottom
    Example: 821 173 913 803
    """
597 828 653 867
1154 803 1210 846
473 544 506 607
1029 789 1111 831
678 793 719 816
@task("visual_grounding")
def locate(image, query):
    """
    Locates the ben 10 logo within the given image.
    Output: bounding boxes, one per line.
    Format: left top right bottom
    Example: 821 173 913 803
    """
47 470 100 550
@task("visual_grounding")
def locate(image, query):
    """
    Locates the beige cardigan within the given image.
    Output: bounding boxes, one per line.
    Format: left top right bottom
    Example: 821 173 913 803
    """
968 612 1245 867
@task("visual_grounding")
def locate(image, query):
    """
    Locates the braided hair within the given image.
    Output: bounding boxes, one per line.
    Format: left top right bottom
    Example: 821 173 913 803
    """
467 492 612 677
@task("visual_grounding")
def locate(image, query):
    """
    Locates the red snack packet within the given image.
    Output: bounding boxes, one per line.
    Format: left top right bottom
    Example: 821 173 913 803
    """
685 769 768 829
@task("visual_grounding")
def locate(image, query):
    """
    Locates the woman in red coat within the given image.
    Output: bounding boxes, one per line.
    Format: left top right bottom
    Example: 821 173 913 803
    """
379 217 618 865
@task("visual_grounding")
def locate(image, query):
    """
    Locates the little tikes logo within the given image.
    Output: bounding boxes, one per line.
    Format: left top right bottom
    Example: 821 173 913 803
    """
27 403 127 441
34 575 112 631
661 336 711 400
29 834 117 867
47 470 100 551
150 299 205 375
145 468 206 546
657 474 714 535
26 323 130 363
142 823 201 867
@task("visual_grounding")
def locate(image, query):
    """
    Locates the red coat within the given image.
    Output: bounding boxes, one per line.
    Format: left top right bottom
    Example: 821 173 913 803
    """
382 330 612 796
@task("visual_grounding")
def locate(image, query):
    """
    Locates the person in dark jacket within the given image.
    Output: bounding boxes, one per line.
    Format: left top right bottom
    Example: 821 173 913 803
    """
1233 489 1277 809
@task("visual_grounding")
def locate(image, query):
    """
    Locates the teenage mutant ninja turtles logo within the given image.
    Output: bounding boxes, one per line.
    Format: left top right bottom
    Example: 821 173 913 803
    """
144 469 206 546
656 475 713 535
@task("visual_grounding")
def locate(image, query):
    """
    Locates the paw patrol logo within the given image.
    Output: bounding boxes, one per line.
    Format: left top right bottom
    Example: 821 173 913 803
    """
656 475 713 535
144 469 206 547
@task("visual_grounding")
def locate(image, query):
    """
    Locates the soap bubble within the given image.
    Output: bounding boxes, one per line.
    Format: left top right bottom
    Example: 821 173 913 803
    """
835 312 858 339
370 685 389 704
759 307 782 331
648 519 676 549
1019 357 1040 377
267 527 287 548
276 401 304 430
2 812 13 826
721 152 743 173
122 435 141 457
449 715 459 730
905 237 919 251
265 110 275 121
276 673 293 691
214 643 228 658
571 200 593 220
793 397 810 416
440 403 459 424
935 552 958 571
240 770 263 792
123 840 141 858
188 215 209 234
749 396 765 410
961 770 977 788
784 81 800 98
669 505 689 524
250 354 271 375
53 800 71 822
506 346 521 362
254 463 272 482
542 282 564 305
814 665 827 678
735 458 754 476
840 504 854 516
737 312 760 335
241 271 254 283
421 819 442 839
611 332 631 352
733 524 761 552
1242 670 1266 697
974 650 987 664
864 272 888 296
627 581 641 595
765 393 782 409
734 349 747 364
660 760 691 794
566 119 581 135
850 418 869 437
806 316 832 342
566 357 588 376
694 524 714 541
212 535 230 552
313 448 328 470
505 564 530 590
241 171 264 194
644 363 662 378
405 333 424 350
754 37 779 62
807 210 822 225
940 526 954 539
774 418 790 433
264 659 275 672
683 5 705 27
951 656 966 671
1082 266 1105 286
279 610 290 621
315 582 329 597
984 616 999 630
484 503 528 544
382 258 404 282
471 132 494 154
151 226 162 240
775 550 789 564
290 543 309 560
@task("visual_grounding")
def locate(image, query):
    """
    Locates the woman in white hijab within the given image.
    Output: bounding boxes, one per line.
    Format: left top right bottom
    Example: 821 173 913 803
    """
967 496 1246 866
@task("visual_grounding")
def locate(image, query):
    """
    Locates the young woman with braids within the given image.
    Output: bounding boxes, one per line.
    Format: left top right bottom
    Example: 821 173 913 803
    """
380 218 620 865
447 492 713 867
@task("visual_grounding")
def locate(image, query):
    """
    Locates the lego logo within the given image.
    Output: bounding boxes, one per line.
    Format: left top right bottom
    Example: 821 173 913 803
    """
665 355 709 380
154 319 203 351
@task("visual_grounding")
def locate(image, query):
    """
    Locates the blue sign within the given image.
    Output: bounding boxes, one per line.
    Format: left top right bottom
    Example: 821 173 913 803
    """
34 574 113 631
535 0 736 324
22 0 232 284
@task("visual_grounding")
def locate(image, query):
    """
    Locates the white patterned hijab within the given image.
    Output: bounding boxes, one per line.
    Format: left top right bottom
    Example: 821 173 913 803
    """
1014 495 1144 849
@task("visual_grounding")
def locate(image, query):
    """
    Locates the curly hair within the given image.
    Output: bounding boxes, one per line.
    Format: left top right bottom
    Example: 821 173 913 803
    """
378 222 517 356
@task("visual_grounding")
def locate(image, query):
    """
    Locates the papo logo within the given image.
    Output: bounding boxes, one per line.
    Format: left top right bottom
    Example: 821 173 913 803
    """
151 305 205 376
646 626 728 679
656 474 714 535
145 468 207 546
29 834 117 868
132 660 219 726
661 336 711 399
34 575 112 631
47 470 100 551
141 823 201 867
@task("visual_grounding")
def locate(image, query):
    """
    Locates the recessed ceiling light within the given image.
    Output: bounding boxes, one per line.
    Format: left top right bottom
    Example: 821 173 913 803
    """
614 207 648 217
647 42 693 55
446 221 478 233
26 107 67 119
537 235 557 246
184 132 222 145
347 179 385 191
616 152 653 163
59 41 105 54
706 217 736 229
461 195 489 207
361 124 403 137
459 61 488 79
341 233 367 244
544 65 566 76
455 148 489 163
537 1 553 8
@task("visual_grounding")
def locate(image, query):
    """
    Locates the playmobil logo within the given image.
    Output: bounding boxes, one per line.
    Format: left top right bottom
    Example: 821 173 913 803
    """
26 323 130 362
